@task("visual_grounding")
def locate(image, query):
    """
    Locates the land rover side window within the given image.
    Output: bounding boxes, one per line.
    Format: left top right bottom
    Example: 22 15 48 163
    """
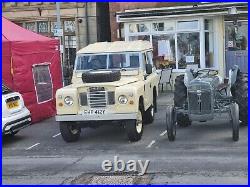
32 64 53 104
76 55 107 70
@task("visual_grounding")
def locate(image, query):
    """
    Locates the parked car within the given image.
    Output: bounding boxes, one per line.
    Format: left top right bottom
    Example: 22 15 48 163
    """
55 41 160 142
166 65 248 142
2 84 31 136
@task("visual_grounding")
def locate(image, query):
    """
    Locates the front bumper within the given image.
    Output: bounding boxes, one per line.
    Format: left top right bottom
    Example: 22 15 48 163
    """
2 115 31 134
55 113 137 122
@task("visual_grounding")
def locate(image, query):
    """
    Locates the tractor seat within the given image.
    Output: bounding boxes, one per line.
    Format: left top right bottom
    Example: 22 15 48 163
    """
216 83 229 91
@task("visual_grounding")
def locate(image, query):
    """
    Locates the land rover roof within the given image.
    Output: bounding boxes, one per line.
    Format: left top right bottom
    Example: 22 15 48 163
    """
77 40 153 54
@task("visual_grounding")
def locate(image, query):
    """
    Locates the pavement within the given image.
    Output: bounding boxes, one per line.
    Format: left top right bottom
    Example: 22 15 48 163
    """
2 92 248 184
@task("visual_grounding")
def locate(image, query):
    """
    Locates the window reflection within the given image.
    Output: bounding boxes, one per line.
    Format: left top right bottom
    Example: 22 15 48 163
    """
177 33 200 69
152 35 176 69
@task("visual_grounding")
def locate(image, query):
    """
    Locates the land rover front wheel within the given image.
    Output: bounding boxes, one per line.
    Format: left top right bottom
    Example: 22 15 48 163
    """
144 105 155 124
125 108 143 142
60 122 81 142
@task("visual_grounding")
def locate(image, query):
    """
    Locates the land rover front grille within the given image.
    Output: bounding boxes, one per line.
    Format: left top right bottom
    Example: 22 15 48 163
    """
80 87 115 108
88 91 107 108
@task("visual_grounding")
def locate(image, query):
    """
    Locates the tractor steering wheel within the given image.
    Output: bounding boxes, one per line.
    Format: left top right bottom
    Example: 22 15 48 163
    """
197 69 218 77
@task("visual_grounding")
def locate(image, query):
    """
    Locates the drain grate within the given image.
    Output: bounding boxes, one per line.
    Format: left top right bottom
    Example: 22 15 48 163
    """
70 173 153 184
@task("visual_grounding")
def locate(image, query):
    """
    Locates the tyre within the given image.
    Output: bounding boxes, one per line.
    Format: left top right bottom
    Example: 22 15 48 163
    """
60 122 81 142
176 113 191 127
125 107 143 142
232 72 248 126
153 89 157 113
166 106 176 141
5 130 19 137
144 105 155 124
11 130 19 136
230 103 239 141
82 70 121 83
174 75 187 107
174 75 191 127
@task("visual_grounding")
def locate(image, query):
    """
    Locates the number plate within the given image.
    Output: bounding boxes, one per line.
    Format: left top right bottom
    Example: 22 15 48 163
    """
82 109 105 115
7 101 19 109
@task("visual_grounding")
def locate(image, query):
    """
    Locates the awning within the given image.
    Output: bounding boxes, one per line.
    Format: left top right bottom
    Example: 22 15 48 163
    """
116 2 248 22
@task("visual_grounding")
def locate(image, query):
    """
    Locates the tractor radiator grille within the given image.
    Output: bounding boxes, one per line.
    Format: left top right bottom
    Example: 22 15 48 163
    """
188 90 212 115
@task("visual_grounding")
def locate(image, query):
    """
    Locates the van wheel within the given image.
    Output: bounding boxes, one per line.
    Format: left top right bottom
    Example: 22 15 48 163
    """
60 122 81 142
125 108 143 142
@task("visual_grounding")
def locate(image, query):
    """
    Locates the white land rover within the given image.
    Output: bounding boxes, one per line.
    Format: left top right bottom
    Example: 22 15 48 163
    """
2 84 31 136
56 41 160 142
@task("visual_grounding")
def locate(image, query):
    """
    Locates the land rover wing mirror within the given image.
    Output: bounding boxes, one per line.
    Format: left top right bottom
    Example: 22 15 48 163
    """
146 64 152 74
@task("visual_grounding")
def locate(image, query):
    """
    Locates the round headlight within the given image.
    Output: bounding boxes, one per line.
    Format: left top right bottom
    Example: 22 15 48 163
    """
118 95 128 104
64 96 74 106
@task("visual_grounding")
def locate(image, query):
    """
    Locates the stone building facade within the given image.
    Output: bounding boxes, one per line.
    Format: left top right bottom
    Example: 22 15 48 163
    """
2 2 110 84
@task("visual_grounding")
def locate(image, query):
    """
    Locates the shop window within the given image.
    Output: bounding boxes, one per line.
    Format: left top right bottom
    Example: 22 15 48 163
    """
129 35 150 41
38 21 48 33
51 22 57 33
153 22 164 31
25 22 36 32
177 33 200 69
129 23 149 33
177 20 198 30
64 20 76 33
225 22 248 51
153 22 175 32
32 64 53 104
152 35 176 69
205 19 213 31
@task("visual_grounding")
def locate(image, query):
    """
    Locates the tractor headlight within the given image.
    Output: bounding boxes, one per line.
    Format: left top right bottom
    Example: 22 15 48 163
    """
118 95 128 104
64 96 74 106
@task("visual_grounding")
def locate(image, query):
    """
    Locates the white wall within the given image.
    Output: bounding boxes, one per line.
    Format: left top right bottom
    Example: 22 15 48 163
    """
213 16 225 77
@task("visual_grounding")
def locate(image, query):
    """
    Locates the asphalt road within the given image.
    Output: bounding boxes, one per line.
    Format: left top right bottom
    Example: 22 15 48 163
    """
2 92 248 184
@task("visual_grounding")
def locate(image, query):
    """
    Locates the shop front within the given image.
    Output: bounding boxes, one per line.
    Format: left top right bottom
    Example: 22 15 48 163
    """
116 3 248 81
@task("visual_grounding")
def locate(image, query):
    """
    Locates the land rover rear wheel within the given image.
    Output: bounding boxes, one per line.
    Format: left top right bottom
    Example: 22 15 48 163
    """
60 122 81 142
125 108 143 142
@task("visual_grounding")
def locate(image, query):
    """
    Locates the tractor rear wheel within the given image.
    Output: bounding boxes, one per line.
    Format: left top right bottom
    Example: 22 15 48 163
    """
232 72 248 126
174 75 191 127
